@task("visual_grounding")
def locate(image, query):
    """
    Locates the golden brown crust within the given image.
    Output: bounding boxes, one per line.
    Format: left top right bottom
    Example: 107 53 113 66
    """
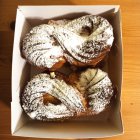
66 47 110 67
48 57 66 71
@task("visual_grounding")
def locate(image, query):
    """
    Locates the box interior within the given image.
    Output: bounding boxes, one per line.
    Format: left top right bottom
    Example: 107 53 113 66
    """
11 5 123 138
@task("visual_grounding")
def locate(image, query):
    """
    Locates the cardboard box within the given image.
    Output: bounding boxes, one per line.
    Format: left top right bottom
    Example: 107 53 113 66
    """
11 5 123 138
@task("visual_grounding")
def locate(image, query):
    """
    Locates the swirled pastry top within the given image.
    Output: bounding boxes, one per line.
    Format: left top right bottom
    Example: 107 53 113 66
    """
22 15 114 68
76 68 114 114
21 68 114 121
21 73 85 121
22 25 64 69
54 15 114 64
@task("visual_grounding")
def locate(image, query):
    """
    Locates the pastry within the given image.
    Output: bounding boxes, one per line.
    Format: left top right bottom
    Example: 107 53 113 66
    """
70 68 114 114
21 72 85 121
22 15 114 69
21 69 114 121
54 15 114 66
22 24 66 70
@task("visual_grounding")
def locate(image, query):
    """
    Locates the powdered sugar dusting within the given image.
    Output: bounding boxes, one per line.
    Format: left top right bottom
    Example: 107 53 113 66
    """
77 68 114 114
22 24 64 69
22 15 114 68
21 73 85 121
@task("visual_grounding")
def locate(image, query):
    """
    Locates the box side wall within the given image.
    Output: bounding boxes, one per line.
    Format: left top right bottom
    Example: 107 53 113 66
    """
13 121 122 138
11 8 31 134
18 5 119 26
19 5 120 17
108 9 123 132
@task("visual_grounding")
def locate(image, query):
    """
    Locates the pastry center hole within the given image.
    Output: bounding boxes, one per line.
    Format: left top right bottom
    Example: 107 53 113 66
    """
80 26 92 36
43 93 61 105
